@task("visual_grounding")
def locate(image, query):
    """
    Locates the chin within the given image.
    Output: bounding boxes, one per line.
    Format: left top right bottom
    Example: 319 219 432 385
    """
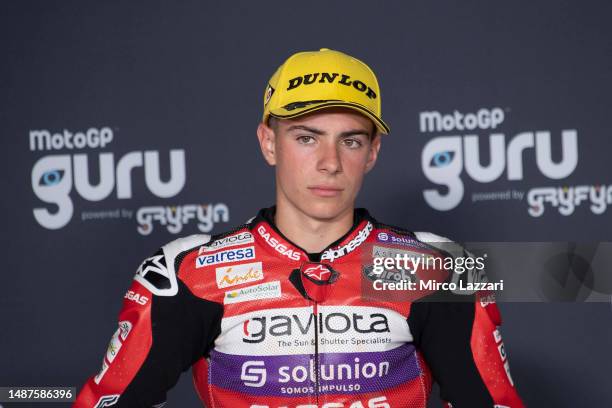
302 200 351 221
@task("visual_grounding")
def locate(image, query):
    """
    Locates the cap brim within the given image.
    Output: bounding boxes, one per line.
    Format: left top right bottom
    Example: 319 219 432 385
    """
269 101 390 135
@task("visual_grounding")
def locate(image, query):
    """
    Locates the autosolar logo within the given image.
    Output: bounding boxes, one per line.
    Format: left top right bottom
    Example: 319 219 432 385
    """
29 126 230 232
418 108 609 217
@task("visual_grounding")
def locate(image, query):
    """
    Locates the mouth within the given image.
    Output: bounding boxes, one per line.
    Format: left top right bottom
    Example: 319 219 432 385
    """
308 185 344 197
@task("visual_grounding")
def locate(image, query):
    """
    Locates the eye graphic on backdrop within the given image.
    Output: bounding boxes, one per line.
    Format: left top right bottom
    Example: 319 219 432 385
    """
429 151 455 168
31 155 73 230
38 169 65 186
421 137 464 211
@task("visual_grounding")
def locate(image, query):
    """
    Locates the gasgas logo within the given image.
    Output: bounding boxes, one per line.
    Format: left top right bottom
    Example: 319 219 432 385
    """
417 107 593 216
29 126 186 229
249 397 390 408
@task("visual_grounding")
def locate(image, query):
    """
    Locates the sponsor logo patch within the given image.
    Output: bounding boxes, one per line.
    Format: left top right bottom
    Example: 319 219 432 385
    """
303 264 332 281
376 231 429 250
321 222 372 262
124 290 149 305
216 262 264 288
224 281 282 304
133 250 176 296
200 231 254 253
94 394 120 407
264 84 275 106
257 224 302 261
94 321 132 385
196 246 256 268
135 253 167 282
242 310 389 344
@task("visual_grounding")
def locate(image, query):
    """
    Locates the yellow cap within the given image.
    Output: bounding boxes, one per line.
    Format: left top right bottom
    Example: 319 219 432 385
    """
262 48 390 134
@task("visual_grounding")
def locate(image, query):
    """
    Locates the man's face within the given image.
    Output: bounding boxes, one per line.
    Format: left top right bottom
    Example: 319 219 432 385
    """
257 108 381 221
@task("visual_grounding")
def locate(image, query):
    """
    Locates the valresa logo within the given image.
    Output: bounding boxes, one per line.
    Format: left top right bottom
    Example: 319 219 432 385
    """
196 246 255 268
257 224 302 261
419 109 579 211
242 311 389 344
216 261 264 288
30 127 186 229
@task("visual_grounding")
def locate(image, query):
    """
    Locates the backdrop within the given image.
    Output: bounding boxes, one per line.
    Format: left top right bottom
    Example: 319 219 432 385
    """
2 1 611 406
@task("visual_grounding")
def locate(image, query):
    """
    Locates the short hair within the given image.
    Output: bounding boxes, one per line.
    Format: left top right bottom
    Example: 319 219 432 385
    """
268 116 279 132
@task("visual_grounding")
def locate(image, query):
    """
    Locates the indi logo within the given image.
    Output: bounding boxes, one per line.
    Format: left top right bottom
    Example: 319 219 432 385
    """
419 108 579 210
30 127 186 229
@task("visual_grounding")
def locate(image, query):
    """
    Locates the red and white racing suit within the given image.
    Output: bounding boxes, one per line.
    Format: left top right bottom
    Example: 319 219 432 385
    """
74 207 524 408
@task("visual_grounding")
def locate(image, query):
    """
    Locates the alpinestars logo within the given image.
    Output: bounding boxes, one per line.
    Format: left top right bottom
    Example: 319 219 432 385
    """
303 264 331 281
136 253 167 282
321 222 373 262
133 250 177 296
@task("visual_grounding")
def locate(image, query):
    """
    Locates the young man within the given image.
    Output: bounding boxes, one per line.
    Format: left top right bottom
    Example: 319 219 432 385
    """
74 49 524 407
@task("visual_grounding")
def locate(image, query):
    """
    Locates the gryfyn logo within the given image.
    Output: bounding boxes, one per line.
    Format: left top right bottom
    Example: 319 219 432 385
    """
419 108 582 215
30 127 186 229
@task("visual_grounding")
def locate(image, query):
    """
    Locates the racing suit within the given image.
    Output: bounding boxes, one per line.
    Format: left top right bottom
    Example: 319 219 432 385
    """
74 207 524 408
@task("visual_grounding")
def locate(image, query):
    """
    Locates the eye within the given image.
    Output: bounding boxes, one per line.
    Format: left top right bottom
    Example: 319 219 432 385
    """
342 138 363 149
429 151 455 167
296 135 316 144
38 169 65 186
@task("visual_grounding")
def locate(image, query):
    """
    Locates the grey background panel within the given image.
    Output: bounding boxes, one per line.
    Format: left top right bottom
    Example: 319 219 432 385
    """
1 1 611 406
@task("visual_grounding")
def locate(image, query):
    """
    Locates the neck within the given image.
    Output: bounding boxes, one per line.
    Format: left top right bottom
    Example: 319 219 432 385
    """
274 202 355 254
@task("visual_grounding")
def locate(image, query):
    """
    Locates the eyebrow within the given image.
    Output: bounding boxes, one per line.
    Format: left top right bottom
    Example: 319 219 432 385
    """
286 125 370 138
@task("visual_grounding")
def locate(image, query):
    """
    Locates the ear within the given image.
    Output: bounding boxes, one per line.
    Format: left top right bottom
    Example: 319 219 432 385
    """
364 133 382 173
257 122 277 166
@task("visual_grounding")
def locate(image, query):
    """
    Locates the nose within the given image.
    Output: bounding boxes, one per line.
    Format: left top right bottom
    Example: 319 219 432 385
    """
317 140 342 174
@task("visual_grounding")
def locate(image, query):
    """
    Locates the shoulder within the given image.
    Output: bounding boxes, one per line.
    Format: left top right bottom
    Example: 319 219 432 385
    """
134 234 212 297
371 219 466 257
134 221 255 297
373 221 488 296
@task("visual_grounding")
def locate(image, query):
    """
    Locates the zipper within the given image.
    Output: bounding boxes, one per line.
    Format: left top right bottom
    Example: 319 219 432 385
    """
313 301 320 405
